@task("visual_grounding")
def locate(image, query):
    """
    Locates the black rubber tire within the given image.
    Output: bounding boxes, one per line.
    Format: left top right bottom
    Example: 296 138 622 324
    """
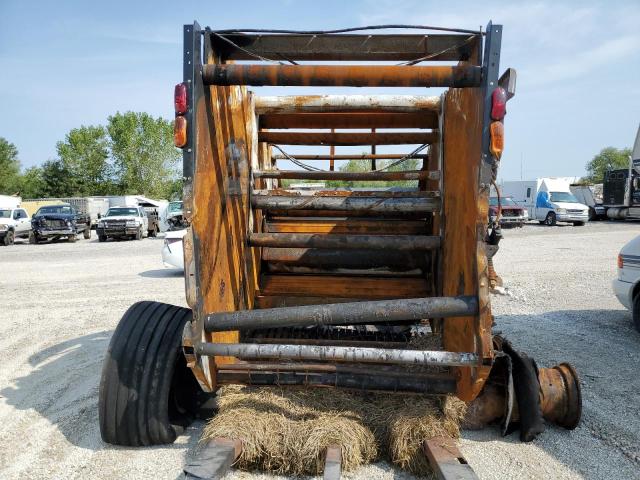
573 221 585 227
99 301 201 446
68 234 77 243
633 292 640 334
98 234 107 242
149 226 158 238
83 227 91 239
3 230 14 246
29 231 37 244
136 226 143 240
544 212 557 226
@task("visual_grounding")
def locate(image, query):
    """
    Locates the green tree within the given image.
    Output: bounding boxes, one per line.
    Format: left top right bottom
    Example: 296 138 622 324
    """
0 137 21 194
584 147 632 183
40 159 75 197
56 125 111 195
324 157 420 188
107 112 180 198
18 166 46 198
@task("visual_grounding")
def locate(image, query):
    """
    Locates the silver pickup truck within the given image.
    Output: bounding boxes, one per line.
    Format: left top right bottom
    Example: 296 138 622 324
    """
96 206 149 242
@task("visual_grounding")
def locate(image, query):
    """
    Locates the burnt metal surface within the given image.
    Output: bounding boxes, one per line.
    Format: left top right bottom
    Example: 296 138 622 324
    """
253 189 438 198
252 170 438 180
260 112 437 129
211 33 479 62
216 370 457 394
249 232 440 251
255 94 441 114
423 437 480 480
205 296 477 332
252 195 439 213
200 342 478 366
273 153 429 161
538 363 582 430
203 64 482 87
258 131 437 146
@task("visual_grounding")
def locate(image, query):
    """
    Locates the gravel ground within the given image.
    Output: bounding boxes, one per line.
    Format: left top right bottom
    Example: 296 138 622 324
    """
0 222 639 479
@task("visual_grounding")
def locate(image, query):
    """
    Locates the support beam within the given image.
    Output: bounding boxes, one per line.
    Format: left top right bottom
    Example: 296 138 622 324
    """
252 170 438 181
259 112 437 129
423 438 479 480
272 153 429 161
323 446 342 480
258 131 436 146
204 296 478 332
252 195 439 213
183 438 242 480
255 94 441 114
197 342 479 366
203 64 482 88
211 33 479 62
249 232 440 251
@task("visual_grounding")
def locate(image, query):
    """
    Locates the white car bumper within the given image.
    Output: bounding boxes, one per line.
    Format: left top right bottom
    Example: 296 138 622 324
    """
162 241 184 270
557 213 588 222
612 278 632 310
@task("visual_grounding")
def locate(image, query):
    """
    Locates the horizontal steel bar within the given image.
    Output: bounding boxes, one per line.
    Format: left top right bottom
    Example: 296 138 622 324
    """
272 153 429 161
259 113 437 129
212 33 478 62
258 131 437 146
249 232 440 250
203 65 482 87
198 342 479 366
253 170 438 180
255 95 441 114
205 296 477 332
252 195 439 212
215 370 457 394
262 247 428 269
253 189 438 198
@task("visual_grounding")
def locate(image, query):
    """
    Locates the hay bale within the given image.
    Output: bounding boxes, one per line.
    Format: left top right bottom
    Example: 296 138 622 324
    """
202 384 467 476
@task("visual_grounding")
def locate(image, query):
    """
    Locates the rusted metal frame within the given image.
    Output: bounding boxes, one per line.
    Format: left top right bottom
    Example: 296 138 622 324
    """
197 342 479 366
254 189 437 198
423 438 479 480
264 217 429 235
184 437 243 480
248 232 440 251
255 95 441 114
262 247 428 270
211 33 479 61
240 338 408 349
329 128 335 171
258 131 436 146
272 153 429 161
252 169 438 180
204 296 477 332
260 112 437 129
252 195 439 213
263 209 430 218
216 370 457 393
323 445 342 480
203 64 482 87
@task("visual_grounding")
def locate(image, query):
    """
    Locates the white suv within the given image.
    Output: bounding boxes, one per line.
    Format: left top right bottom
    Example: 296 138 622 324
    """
0 207 31 246
613 234 640 332
96 206 149 242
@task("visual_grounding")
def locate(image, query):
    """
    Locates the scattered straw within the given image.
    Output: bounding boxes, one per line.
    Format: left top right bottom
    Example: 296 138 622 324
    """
202 384 467 476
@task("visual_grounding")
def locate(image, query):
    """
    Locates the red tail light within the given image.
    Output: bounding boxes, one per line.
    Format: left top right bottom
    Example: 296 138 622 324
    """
174 83 187 114
618 254 624 269
491 87 507 120
174 116 187 148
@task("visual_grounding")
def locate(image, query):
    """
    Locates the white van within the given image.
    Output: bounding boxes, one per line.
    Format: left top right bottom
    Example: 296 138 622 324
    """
501 178 589 226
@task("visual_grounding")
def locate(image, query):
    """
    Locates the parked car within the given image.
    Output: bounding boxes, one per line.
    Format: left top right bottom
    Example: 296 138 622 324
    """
613 235 640 332
30 204 91 243
489 196 528 227
96 206 149 242
0 207 31 245
162 229 186 270
166 200 187 230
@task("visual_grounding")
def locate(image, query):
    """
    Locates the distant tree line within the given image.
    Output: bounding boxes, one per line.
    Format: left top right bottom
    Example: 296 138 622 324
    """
582 146 632 184
0 112 181 200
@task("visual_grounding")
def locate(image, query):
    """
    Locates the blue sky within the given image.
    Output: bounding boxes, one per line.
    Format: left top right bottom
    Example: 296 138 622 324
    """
1 0 639 181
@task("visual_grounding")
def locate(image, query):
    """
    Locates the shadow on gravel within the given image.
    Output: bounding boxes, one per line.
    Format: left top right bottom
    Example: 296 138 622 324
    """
139 268 184 278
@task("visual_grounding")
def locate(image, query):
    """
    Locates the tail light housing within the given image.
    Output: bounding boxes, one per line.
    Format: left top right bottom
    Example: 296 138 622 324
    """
174 116 187 148
491 87 507 120
618 254 624 269
490 121 504 159
175 83 188 114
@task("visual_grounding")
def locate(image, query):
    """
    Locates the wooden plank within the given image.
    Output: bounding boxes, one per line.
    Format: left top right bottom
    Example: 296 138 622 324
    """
258 131 437 146
423 438 479 480
184 437 242 479
265 218 428 235
259 112 437 129
323 445 342 480
259 274 430 299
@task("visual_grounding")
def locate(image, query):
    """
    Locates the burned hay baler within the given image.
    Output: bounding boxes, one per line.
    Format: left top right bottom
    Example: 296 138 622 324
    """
99 22 581 449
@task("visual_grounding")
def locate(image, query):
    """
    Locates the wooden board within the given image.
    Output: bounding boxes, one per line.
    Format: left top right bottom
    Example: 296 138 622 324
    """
423 438 479 480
